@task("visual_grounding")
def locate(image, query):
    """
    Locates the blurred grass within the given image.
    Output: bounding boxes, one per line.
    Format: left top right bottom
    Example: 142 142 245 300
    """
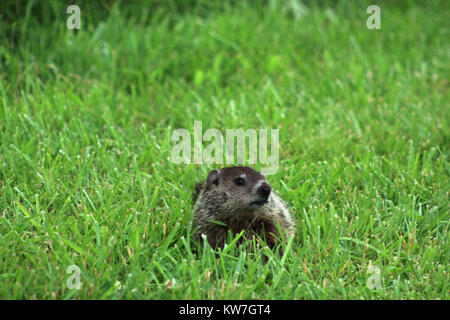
0 0 448 299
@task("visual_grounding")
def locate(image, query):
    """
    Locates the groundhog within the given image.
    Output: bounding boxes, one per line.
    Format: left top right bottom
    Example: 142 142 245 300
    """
192 166 295 252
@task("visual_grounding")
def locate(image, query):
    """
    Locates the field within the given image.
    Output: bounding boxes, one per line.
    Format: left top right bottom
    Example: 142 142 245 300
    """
0 0 448 299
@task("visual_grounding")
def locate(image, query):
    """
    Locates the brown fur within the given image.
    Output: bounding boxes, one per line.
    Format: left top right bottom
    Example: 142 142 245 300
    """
192 166 295 253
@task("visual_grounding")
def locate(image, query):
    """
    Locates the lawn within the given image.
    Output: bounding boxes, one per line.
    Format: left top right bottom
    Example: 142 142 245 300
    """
0 0 448 299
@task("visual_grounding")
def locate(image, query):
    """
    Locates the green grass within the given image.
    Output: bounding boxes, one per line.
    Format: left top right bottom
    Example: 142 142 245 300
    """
0 0 449 299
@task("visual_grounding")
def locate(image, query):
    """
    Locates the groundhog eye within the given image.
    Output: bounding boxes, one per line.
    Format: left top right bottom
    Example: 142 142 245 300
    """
234 178 245 186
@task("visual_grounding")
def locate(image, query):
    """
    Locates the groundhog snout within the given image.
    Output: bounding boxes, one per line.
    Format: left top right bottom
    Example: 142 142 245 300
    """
258 182 271 199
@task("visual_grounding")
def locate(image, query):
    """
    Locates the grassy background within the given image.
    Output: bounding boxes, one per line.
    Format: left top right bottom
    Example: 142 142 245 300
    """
0 0 448 299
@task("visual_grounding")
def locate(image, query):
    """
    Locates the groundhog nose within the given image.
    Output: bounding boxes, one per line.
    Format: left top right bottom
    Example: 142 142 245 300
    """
259 183 271 198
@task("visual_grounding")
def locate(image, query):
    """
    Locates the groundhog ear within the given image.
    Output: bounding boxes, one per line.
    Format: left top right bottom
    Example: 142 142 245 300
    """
206 169 220 187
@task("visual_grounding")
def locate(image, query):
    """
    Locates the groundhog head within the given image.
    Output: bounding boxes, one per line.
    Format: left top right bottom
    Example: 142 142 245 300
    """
206 166 272 211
